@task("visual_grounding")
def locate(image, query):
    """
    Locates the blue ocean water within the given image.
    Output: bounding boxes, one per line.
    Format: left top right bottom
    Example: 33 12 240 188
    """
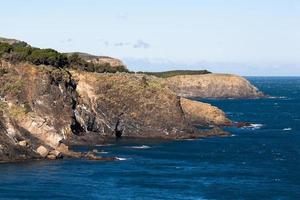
0 77 299 200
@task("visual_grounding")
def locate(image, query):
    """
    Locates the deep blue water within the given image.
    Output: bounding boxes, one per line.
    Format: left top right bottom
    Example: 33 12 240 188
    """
0 77 300 200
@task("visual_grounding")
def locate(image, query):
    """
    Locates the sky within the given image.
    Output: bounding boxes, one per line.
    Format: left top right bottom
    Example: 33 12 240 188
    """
1 0 300 76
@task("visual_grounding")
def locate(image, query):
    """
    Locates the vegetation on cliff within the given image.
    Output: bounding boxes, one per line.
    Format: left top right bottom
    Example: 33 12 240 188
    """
138 70 211 78
0 42 128 73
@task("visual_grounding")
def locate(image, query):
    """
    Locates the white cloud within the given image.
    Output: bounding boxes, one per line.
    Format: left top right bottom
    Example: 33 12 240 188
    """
133 40 150 49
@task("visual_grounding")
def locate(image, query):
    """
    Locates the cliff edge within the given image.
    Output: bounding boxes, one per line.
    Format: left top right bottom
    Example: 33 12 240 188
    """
164 73 264 98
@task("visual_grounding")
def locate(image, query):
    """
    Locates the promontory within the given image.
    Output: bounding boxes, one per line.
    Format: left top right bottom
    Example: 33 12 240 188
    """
0 37 264 162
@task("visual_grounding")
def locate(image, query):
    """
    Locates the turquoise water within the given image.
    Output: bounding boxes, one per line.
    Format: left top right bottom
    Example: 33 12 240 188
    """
0 77 299 199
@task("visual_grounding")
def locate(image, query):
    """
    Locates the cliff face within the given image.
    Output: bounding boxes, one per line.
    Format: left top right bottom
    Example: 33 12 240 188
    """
67 52 128 70
164 74 264 98
71 71 193 140
180 98 231 126
0 60 78 161
1 60 232 162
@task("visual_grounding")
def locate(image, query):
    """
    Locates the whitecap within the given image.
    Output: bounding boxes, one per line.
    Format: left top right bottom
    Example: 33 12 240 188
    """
95 144 113 147
183 138 197 141
116 157 128 161
243 123 263 130
99 151 109 154
127 145 151 149
268 96 286 99
283 128 292 131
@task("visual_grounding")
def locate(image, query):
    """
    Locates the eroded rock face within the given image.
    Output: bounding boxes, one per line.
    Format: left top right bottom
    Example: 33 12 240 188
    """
71 71 194 139
90 56 126 68
67 52 128 70
0 60 77 161
180 98 231 126
0 118 40 162
0 59 243 162
164 74 264 98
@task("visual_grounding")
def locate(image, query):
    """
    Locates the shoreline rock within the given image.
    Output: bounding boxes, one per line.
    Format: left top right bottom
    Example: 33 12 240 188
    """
163 73 264 98
0 40 265 163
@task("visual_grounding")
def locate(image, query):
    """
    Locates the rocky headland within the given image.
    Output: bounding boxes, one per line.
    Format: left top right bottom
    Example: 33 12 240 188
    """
0 38 264 162
164 73 264 98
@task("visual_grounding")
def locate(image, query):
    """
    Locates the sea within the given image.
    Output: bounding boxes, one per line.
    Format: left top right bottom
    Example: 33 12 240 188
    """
0 77 299 200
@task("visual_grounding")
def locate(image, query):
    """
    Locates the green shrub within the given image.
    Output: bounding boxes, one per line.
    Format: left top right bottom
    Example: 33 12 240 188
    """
0 68 8 76
0 43 13 56
27 48 68 67
138 70 211 78
0 42 129 73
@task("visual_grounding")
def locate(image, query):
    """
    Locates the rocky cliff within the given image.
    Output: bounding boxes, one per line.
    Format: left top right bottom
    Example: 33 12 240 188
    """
180 98 231 126
70 71 194 140
67 52 128 70
0 38 264 162
0 59 230 162
0 60 79 162
164 74 264 98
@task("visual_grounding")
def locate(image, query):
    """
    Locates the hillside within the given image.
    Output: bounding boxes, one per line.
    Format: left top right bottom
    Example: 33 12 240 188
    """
0 37 264 162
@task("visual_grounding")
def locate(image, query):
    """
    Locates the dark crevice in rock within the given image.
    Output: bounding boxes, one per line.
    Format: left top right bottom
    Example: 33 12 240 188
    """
64 69 85 136
114 113 124 138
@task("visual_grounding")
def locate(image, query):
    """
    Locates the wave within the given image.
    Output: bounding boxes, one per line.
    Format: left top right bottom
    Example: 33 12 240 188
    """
242 123 263 130
183 138 198 141
267 96 287 99
283 128 292 131
95 144 113 147
116 157 128 161
126 145 151 149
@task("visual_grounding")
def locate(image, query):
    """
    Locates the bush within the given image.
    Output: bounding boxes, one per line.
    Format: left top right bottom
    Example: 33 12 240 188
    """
138 70 211 78
0 43 13 56
0 68 8 76
27 48 68 67
0 42 129 73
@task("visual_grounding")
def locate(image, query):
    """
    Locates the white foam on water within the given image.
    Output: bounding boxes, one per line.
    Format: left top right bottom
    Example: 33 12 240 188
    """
116 157 128 161
283 128 292 131
127 145 151 149
243 123 264 130
95 144 113 147
268 96 287 99
183 138 198 141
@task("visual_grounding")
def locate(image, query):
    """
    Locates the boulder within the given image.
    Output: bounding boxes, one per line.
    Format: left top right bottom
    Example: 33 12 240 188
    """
36 145 49 158
47 154 57 160
49 150 63 159
18 140 28 147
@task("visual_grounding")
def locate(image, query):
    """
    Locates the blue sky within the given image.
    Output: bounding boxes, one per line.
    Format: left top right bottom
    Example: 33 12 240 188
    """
1 0 300 75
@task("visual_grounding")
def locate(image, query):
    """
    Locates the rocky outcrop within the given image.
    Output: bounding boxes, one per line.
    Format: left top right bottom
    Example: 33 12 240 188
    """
71 71 194 139
0 60 81 161
1 59 232 162
0 37 27 46
180 98 231 126
1 37 264 162
164 74 264 98
90 56 126 68
67 52 127 70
